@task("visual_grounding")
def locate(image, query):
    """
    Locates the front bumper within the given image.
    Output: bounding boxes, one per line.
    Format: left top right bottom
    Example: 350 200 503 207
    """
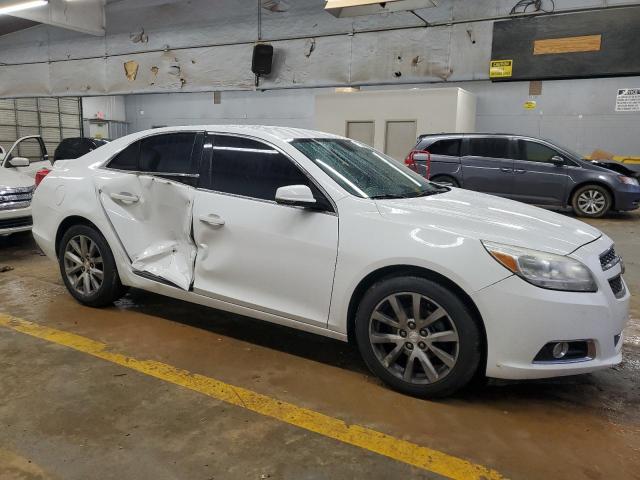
472 236 629 380
0 206 32 235
613 184 640 211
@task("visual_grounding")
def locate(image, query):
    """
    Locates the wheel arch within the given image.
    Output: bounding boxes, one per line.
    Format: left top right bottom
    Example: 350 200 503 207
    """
346 265 487 371
568 181 616 209
55 215 103 255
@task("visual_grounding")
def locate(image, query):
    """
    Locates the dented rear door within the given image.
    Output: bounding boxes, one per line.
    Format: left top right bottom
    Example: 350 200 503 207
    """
96 132 203 290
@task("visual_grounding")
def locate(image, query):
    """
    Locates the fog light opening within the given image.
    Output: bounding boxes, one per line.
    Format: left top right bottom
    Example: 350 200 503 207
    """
552 342 569 359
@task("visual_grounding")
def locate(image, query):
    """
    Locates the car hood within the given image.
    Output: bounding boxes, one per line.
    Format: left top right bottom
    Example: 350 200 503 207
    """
0 167 34 190
375 188 601 255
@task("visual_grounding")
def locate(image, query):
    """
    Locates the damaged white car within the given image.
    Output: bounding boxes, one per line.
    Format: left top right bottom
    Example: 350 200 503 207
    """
0 136 49 236
31 126 629 397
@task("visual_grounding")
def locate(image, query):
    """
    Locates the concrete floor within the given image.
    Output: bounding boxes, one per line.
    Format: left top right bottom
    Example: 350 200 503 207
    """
0 211 638 480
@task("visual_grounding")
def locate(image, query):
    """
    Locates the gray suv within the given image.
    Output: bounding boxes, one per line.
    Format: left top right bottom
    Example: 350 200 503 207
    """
411 133 640 218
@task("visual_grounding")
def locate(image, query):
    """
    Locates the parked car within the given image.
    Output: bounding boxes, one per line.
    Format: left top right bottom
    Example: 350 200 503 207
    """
0 136 48 236
53 137 108 162
31 126 629 397
408 133 640 218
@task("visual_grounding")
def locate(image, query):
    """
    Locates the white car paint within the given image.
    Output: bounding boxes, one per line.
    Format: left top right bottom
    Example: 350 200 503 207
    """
0 136 50 236
31 126 629 380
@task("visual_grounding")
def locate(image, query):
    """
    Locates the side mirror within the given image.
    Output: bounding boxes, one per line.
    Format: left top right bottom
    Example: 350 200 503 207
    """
8 157 30 167
550 155 564 166
275 185 317 207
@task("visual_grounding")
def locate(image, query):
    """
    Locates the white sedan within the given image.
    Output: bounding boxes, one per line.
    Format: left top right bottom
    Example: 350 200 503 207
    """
31 126 629 397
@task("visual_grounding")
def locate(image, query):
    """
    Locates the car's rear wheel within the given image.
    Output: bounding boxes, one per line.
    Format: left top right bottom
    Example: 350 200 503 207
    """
58 224 127 307
572 184 612 218
354 276 482 398
430 175 459 187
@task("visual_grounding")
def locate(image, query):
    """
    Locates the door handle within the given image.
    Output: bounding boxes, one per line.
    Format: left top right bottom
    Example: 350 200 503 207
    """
514 169 526 174
110 192 140 203
199 214 225 227
500 168 513 173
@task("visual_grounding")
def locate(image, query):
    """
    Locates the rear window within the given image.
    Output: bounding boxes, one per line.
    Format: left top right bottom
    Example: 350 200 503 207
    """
466 138 510 159
427 139 460 157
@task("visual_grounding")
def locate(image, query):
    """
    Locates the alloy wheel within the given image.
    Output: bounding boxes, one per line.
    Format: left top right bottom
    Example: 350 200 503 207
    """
63 235 104 296
577 189 606 215
368 292 459 384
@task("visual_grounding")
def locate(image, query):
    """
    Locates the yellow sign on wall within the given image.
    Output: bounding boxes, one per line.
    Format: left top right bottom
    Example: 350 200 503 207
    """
490 60 513 78
523 100 537 110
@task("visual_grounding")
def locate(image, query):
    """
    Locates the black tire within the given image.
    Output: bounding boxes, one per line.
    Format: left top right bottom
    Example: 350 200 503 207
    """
355 276 482 398
58 224 127 307
571 184 612 218
430 175 459 187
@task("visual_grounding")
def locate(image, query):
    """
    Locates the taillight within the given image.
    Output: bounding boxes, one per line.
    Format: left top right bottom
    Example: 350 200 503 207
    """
35 168 51 188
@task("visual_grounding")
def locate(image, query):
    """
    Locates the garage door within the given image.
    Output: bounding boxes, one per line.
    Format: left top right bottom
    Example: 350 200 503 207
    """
0 97 82 161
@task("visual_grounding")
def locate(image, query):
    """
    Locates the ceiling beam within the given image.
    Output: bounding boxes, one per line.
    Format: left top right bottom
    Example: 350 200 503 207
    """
5 0 105 36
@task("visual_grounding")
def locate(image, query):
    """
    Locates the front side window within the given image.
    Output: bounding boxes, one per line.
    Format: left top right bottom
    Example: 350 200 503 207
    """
290 138 445 199
519 140 561 164
466 138 510 159
209 135 331 209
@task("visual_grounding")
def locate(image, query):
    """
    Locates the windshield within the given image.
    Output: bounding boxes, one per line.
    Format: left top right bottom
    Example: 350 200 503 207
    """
290 138 446 199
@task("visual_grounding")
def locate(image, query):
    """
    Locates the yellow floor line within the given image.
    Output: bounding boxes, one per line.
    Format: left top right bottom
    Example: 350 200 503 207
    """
0 313 504 480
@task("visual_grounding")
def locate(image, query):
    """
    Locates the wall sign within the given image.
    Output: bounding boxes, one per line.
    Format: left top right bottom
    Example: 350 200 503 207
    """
489 60 513 78
523 100 537 110
615 88 640 112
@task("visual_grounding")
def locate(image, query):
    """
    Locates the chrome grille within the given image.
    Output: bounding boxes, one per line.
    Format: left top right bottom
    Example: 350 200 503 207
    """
0 185 34 211
599 246 619 271
609 275 625 299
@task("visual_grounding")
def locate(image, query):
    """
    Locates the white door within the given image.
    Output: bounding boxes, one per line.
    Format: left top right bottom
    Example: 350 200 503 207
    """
95 132 201 290
346 121 375 147
192 134 338 327
385 120 417 161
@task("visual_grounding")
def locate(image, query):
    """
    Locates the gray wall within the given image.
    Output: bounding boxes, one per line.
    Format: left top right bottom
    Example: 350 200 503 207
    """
1 0 639 96
125 75 640 157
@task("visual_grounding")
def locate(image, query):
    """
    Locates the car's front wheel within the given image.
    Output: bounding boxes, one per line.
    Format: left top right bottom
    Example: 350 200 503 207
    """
572 184 612 218
58 224 127 307
355 276 482 398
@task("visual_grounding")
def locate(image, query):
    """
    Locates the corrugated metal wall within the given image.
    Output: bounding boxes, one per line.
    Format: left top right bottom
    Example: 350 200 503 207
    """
0 97 82 159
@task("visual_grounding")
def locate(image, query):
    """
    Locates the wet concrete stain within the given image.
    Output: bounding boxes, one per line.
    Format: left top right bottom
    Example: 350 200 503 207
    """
0 210 639 479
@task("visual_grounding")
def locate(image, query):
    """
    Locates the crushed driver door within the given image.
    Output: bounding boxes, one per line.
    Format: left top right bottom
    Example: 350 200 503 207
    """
95 132 202 290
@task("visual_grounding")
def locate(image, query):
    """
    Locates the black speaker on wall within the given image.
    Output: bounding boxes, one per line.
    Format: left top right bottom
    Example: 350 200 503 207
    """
252 44 274 76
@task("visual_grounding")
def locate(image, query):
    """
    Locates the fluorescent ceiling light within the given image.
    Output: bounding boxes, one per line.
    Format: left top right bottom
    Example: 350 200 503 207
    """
325 0 438 18
0 0 47 15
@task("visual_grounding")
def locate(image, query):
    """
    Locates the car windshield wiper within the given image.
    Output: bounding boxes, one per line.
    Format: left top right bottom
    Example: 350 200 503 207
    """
369 194 409 200
370 188 449 200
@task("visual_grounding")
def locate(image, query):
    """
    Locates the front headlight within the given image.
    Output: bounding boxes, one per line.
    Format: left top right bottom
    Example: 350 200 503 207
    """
618 175 640 186
482 241 598 292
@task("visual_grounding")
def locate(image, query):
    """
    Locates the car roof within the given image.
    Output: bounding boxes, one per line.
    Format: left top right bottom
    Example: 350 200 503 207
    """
418 133 518 139
134 125 342 142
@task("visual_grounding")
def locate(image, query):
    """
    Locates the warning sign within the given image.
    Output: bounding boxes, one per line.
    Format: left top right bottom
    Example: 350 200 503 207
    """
490 60 513 78
615 88 640 112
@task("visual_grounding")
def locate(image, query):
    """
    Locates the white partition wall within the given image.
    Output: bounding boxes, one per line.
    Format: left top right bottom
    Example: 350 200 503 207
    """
315 87 476 159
